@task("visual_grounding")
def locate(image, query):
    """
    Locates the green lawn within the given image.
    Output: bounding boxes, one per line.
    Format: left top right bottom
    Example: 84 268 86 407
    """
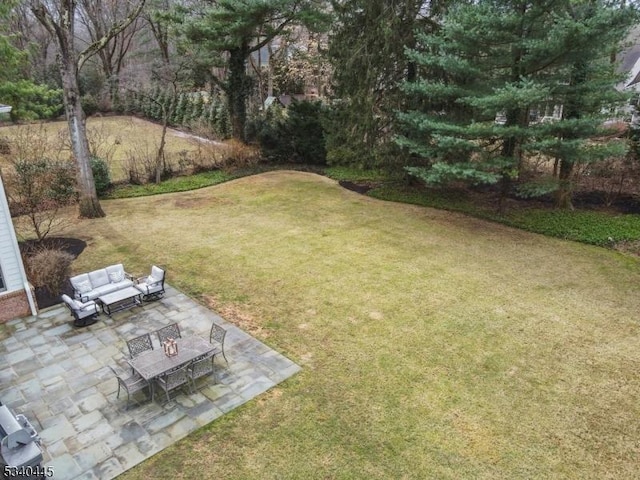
0 116 207 182
59 171 640 479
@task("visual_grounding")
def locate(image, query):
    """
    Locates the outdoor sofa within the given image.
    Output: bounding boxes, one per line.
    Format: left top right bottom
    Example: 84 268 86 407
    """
69 263 135 303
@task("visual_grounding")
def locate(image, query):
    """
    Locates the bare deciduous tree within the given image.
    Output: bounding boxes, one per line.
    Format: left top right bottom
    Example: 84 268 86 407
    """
77 0 144 106
3 125 75 241
30 0 145 218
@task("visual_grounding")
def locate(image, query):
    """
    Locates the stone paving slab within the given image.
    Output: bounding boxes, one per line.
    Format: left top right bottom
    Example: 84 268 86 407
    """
0 285 300 479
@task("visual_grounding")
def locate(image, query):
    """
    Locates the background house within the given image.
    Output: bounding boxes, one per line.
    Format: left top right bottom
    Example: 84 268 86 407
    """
0 126 37 322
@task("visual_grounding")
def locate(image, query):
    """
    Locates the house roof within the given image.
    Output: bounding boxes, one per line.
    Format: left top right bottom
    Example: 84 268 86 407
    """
617 25 640 90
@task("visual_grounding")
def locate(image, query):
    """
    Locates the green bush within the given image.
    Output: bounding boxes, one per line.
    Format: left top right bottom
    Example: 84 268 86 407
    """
81 94 99 117
369 184 640 246
288 100 326 164
252 100 327 164
0 80 63 121
252 104 288 162
90 157 111 195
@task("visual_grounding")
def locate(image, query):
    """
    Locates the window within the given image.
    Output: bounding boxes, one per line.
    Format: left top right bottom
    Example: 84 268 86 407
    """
0 265 5 292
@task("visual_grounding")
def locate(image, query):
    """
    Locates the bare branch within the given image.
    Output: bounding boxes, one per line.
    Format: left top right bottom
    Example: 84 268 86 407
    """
77 0 146 70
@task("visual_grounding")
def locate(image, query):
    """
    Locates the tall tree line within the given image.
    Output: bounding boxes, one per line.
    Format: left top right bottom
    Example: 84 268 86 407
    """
326 0 450 168
2 0 638 216
395 0 636 210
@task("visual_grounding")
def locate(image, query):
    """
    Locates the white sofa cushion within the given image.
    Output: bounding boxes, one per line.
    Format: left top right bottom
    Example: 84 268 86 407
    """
106 264 126 283
70 274 91 293
151 266 164 281
112 279 134 290
89 269 110 288
94 283 119 297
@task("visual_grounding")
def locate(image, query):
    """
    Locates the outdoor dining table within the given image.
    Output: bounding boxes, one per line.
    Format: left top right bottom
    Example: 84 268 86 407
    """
127 336 216 401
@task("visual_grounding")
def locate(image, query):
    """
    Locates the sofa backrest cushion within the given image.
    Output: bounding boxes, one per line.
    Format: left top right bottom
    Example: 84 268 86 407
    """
106 264 125 283
89 269 110 288
151 265 165 282
70 274 92 293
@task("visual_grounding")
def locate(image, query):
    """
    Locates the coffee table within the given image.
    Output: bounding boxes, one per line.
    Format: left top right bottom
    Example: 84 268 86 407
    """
98 286 142 316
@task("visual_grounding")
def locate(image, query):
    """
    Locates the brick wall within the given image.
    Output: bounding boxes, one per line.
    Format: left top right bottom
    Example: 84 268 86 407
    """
0 288 34 323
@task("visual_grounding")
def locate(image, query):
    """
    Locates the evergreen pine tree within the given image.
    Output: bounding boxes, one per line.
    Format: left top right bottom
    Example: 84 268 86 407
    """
190 92 204 125
172 93 187 125
326 0 446 168
397 0 636 211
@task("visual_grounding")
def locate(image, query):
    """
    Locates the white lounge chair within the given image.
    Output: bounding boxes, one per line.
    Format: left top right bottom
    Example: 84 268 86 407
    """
61 294 99 327
135 265 166 301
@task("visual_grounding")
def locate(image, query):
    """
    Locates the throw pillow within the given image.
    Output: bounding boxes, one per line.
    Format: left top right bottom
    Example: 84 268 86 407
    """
76 280 92 294
109 271 124 283
147 275 157 285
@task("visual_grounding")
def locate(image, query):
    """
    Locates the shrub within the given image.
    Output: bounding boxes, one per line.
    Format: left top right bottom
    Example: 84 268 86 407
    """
4 125 76 240
252 101 327 164
26 246 74 296
0 136 10 154
252 104 288 162
288 100 326 164
81 94 99 117
90 157 111 195
123 142 174 184
222 140 261 169
0 80 63 121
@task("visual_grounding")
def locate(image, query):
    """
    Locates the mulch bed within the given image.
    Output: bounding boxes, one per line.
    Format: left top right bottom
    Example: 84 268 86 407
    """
19 237 87 310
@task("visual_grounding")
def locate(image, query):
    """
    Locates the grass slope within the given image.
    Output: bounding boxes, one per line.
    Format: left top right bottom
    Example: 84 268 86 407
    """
58 172 640 478
0 116 203 182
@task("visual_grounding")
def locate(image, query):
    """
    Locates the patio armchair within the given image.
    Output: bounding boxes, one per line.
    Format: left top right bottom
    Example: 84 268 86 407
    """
155 364 190 402
156 323 181 344
127 333 154 359
209 323 228 364
108 366 149 409
187 352 216 391
135 265 166 301
61 294 99 327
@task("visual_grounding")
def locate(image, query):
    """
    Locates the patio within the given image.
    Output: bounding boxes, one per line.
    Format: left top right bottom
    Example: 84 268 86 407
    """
0 285 301 479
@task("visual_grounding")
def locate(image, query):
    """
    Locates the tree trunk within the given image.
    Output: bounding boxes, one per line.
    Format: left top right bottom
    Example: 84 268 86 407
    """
228 46 249 142
555 56 587 210
156 110 169 184
556 159 574 210
59 60 105 218
498 108 519 214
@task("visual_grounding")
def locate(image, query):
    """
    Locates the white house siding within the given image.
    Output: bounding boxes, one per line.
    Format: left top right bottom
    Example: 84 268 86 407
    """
0 176 35 322
0 187 24 293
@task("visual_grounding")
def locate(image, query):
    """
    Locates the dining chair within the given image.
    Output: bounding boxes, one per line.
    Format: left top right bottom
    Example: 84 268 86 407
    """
155 364 190 403
127 333 154 358
187 352 216 391
209 323 228 364
156 323 181 344
108 366 149 409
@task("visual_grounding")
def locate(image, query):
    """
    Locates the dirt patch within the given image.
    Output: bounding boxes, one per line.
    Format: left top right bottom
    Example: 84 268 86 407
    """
173 196 232 209
202 294 269 338
19 237 87 310
173 198 210 209
614 239 640 257
339 180 375 194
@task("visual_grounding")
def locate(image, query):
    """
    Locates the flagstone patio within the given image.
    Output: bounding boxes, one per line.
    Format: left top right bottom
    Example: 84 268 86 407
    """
0 285 301 479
